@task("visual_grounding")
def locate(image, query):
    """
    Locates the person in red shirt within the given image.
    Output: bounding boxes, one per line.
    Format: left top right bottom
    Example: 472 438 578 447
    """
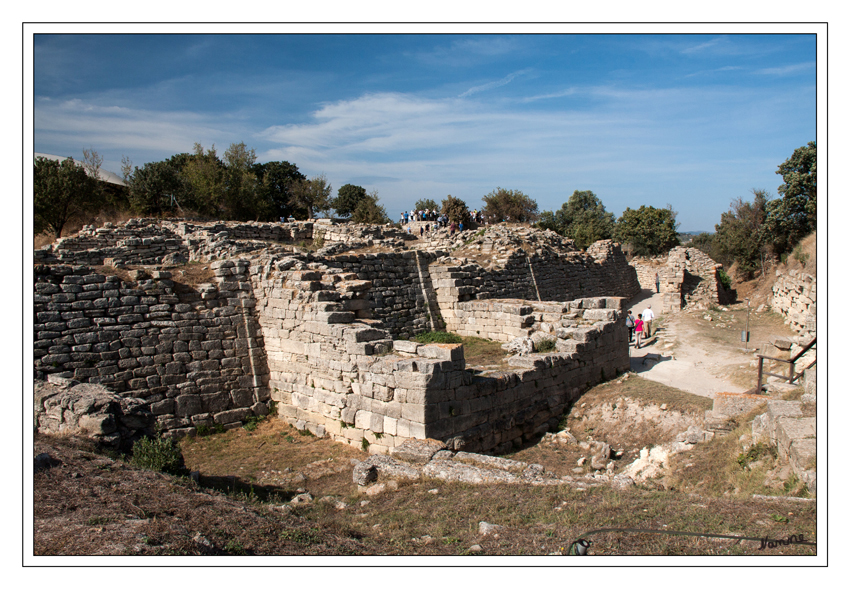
634 314 644 349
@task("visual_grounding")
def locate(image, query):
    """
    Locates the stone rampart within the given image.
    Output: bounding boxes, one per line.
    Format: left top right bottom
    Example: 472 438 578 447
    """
33 219 637 450
772 269 816 334
251 254 628 454
33 262 270 437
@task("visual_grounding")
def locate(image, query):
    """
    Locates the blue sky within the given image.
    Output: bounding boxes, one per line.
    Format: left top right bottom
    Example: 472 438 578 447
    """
32 32 817 232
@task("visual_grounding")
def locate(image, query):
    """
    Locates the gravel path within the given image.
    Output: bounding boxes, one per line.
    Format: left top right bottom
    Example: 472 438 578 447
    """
624 290 749 399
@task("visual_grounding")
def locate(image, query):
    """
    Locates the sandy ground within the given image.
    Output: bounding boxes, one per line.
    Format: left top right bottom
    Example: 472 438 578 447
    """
625 290 750 399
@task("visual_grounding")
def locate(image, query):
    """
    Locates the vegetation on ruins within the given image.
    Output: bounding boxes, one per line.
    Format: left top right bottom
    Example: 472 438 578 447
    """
349 190 391 225
614 204 680 257
441 195 471 224
481 188 540 223
413 331 463 344
34 155 103 238
537 190 615 249
129 436 186 475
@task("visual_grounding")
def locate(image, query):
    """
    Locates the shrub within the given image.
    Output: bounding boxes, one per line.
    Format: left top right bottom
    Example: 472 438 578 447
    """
717 268 732 290
535 338 556 353
130 436 185 475
414 331 462 344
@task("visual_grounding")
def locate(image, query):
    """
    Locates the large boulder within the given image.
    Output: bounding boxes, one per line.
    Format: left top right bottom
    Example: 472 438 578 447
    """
34 378 154 450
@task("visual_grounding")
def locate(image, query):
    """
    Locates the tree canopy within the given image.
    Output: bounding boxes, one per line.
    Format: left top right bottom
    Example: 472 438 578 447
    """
710 189 769 277
440 195 470 224
759 141 816 256
537 190 614 249
128 160 190 216
615 205 680 257
290 174 332 220
350 190 391 224
414 198 439 212
34 156 101 237
481 188 539 223
332 184 368 218
253 160 306 220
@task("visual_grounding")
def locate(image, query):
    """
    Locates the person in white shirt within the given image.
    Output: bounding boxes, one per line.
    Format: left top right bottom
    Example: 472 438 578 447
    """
642 304 655 338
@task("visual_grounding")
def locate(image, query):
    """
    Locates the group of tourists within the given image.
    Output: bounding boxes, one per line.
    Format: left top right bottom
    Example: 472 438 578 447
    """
399 207 487 236
625 304 655 349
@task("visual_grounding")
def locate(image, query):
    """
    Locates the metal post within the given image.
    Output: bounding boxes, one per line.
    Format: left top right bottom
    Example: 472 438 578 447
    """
745 298 750 351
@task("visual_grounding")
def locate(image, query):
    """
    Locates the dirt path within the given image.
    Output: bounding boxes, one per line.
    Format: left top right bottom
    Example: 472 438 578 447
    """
625 290 751 399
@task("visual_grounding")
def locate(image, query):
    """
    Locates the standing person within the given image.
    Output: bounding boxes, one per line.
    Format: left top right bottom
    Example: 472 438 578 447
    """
634 314 644 349
642 304 655 339
625 310 635 343
450 221 456 236
655 272 660 293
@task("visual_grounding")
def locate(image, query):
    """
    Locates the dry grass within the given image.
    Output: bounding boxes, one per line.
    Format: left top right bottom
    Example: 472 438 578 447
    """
461 336 510 368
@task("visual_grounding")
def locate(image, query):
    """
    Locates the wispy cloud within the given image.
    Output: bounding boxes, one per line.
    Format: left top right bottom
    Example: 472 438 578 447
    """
459 69 531 98
34 97 240 157
680 36 732 55
684 65 742 78
755 62 815 76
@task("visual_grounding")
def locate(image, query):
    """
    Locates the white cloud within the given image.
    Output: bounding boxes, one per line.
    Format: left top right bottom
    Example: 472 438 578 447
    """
755 62 815 76
459 69 532 98
34 97 241 155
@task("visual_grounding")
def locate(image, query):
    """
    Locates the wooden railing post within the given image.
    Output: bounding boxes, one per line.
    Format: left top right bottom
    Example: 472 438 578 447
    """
757 357 764 392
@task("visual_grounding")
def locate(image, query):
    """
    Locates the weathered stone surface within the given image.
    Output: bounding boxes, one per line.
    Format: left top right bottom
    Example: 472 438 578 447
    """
390 438 446 464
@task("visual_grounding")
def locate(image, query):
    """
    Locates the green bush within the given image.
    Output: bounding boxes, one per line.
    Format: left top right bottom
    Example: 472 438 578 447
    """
535 338 556 353
130 436 185 475
717 268 732 290
414 331 462 344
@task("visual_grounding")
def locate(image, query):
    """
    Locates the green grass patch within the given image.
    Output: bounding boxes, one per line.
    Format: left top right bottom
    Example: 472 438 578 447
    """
414 331 462 344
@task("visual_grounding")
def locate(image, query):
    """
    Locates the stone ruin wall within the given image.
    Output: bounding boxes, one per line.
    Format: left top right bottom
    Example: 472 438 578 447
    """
771 269 816 334
32 218 638 453
33 262 271 438
249 256 629 454
630 247 734 312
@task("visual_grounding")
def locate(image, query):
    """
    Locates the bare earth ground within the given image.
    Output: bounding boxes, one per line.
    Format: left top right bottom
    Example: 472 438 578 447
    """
31 287 816 558
626 290 798 398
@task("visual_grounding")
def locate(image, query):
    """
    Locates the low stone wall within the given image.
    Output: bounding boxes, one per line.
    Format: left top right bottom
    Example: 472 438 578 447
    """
33 263 271 437
772 269 816 334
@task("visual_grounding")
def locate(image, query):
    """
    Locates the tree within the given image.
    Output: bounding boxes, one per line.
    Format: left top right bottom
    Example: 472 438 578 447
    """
414 198 439 212
290 174 332 219
128 160 189 216
253 160 306 220
222 142 266 220
440 195 470 224
537 190 614 249
332 184 368 218
760 142 816 256
615 205 680 257
350 190 391 224
34 156 101 237
712 189 769 277
181 143 225 218
482 188 539 223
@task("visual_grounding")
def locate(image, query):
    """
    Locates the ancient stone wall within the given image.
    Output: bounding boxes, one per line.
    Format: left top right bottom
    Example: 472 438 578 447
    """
33 263 270 437
772 269 816 334
629 257 666 291
250 254 628 454
33 219 639 450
